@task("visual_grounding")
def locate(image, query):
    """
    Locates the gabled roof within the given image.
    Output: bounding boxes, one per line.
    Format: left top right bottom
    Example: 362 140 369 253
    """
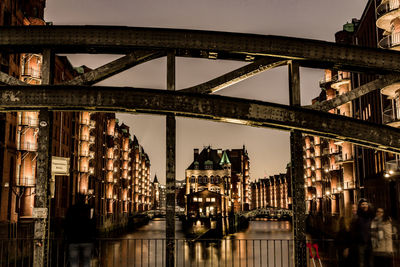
187 147 223 170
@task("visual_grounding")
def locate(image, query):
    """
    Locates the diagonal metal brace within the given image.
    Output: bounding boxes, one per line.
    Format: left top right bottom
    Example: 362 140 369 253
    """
309 74 400 111
62 50 164 85
180 57 287 94
0 71 27 86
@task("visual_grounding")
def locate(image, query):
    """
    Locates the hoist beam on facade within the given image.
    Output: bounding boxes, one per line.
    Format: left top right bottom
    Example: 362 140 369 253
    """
62 50 164 86
0 71 27 86
180 57 287 94
3 27 400 73
1 85 400 154
310 74 400 111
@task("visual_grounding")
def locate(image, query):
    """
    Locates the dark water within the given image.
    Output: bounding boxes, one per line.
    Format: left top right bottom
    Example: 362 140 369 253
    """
98 219 293 267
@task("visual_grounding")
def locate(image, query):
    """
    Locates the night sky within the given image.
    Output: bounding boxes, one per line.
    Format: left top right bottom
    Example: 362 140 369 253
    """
45 0 367 184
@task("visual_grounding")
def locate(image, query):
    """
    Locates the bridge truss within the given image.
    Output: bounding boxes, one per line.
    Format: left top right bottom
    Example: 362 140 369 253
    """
1 26 400 266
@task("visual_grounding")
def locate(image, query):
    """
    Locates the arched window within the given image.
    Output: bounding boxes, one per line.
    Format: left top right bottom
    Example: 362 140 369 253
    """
215 176 220 184
210 176 214 184
190 176 195 183
198 176 202 183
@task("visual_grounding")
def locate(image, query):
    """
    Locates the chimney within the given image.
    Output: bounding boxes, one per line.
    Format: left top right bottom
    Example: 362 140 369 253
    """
194 148 199 159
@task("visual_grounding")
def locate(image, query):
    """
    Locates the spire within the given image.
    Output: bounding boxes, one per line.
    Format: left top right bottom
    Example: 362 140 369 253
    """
219 150 231 165
153 175 159 184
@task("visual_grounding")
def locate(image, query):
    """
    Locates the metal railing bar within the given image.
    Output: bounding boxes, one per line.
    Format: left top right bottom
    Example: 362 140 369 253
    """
147 239 149 267
252 240 255 267
266 240 269 267
245 240 248 267
273 240 276 267
239 239 241 267
141 239 143 267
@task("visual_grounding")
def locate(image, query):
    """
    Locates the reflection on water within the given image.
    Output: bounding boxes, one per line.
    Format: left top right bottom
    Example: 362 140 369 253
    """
98 219 293 267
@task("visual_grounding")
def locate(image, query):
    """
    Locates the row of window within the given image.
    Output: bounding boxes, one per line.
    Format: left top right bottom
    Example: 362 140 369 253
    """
193 197 216 203
189 176 227 184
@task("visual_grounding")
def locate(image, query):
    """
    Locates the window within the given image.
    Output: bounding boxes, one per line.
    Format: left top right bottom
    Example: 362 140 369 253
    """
211 198 216 202
190 176 195 183
206 198 211 202
198 198 203 202
193 197 198 202
210 176 214 183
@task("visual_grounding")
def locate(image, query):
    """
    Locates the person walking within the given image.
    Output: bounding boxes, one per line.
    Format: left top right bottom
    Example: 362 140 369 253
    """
64 194 96 267
351 198 374 267
371 208 393 267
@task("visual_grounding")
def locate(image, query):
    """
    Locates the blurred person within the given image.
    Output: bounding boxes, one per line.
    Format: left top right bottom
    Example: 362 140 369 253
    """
65 194 96 267
351 198 374 267
371 208 393 267
335 204 358 266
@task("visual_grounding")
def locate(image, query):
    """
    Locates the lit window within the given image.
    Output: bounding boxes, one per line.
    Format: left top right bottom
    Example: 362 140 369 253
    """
206 198 211 202
211 198 216 202
198 198 203 202
193 197 198 202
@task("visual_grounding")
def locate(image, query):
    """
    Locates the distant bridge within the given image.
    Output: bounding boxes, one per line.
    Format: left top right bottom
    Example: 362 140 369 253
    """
241 208 293 221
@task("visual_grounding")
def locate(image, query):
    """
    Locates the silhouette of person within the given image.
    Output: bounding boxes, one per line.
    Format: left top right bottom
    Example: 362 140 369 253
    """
65 194 96 267
351 198 374 267
371 208 393 267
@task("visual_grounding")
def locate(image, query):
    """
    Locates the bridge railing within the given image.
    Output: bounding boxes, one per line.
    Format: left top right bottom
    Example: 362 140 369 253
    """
0 238 399 266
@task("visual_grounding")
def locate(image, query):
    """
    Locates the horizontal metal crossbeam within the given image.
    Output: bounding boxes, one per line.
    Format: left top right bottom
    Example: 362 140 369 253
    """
181 57 287 94
1 85 400 154
2 26 400 73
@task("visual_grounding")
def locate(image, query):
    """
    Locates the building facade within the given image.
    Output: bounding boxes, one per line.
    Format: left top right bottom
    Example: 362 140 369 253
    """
250 173 289 210
0 0 155 237
185 146 250 218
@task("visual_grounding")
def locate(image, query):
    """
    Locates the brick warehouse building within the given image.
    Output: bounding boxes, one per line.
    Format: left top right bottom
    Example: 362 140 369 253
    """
250 173 290 210
0 0 155 237
305 0 400 235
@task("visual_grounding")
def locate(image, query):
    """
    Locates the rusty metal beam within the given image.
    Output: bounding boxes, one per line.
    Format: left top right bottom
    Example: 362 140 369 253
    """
288 61 307 267
33 49 54 267
311 74 400 111
1 85 400 154
180 57 287 94
63 50 164 86
166 51 176 267
0 71 26 86
2 26 400 73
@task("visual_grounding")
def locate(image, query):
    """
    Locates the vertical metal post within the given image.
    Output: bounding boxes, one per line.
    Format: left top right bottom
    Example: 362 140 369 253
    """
33 49 54 267
166 51 176 267
288 61 307 267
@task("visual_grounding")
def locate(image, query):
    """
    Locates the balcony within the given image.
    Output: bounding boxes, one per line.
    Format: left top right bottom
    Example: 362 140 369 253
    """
377 0 400 32
385 159 400 175
80 135 89 141
334 154 353 164
21 67 41 79
19 142 38 152
343 181 356 190
378 32 400 51
383 106 400 127
79 118 89 125
331 73 351 90
16 176 35 187
89 120 96 129
19 117 39 128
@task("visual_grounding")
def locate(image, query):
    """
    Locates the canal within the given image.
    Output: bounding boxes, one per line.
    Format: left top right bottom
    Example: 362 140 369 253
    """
98 219 293 267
